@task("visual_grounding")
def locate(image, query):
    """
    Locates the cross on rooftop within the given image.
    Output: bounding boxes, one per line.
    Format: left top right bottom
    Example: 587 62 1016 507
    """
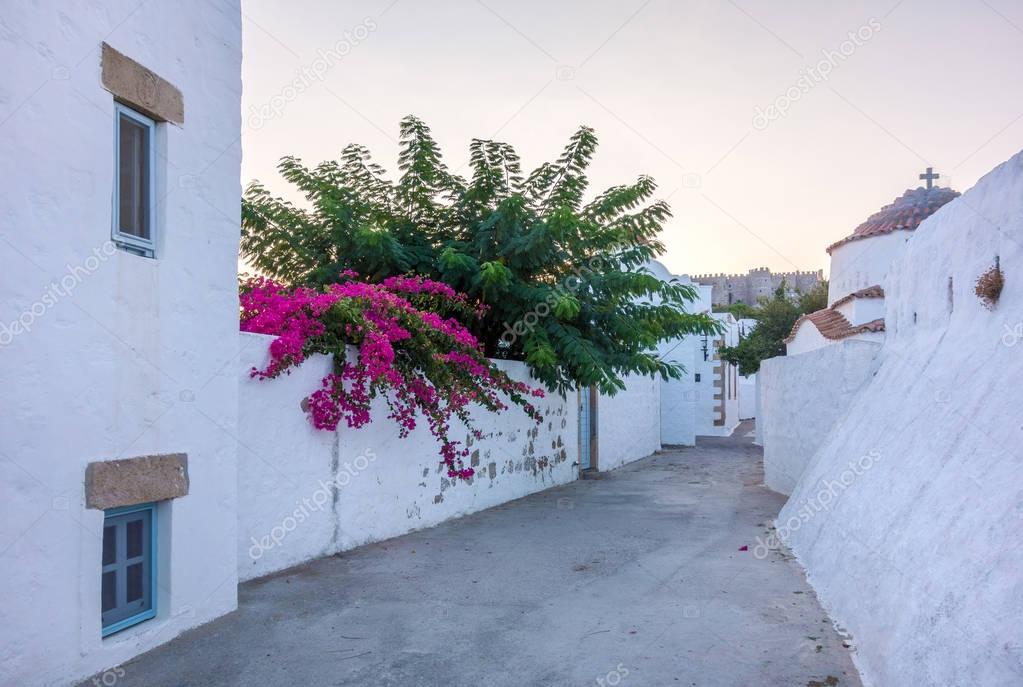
919 167 940 189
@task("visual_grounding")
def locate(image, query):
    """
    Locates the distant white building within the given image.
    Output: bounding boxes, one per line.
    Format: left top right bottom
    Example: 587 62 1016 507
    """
735 318 758 421
1 4 242 685
647 261 745 444
786 177 959 355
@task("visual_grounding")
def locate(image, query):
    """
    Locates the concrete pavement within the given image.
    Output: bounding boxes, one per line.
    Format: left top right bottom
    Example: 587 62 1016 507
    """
82 425 861 687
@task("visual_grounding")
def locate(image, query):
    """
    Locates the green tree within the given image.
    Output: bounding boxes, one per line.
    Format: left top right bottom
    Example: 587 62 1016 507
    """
797 280 828 313
241 116 720 395
713 302 758 320
719 279 829 376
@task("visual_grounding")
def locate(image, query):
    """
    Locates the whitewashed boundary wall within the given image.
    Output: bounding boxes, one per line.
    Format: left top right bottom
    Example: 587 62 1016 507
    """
238 334 666 581
238 334 591 581
758 341 882 495
777 150 1023 686
754 377 765 446
333 356 579 554
738 373 757 420
658 358 699 446
237 334 338 580
597 373 661 471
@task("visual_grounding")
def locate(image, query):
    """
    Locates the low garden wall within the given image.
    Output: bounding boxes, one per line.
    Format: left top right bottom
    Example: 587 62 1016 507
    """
237 332 582 581
237 333 665 581
332 354 580 554
758 340 881 494
597 373 661 470
237 333 338 580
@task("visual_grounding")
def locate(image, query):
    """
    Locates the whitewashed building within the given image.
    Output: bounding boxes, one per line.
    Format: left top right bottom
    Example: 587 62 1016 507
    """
647 261 744 445
735 318 758 421
0 3 243 685
786 174 959 355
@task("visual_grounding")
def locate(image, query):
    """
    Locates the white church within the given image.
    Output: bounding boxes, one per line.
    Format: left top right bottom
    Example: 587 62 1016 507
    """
785 169 959 355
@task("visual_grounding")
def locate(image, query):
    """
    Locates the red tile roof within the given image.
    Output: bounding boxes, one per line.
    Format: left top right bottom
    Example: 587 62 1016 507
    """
830 284 884 309
785 308 885 344
826 186 959 254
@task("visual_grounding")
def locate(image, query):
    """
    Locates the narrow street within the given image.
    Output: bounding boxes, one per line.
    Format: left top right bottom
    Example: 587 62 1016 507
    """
89 425 861 687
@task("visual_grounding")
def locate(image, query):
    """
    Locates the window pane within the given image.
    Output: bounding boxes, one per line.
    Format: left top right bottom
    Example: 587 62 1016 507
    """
102 506 155 634
126 519 143 559
118 113 150 239
102 525 116 566
126 562 143 603
102 571 117 612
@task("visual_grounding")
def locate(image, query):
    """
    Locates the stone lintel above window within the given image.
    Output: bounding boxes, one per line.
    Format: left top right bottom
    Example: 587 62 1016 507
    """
101 42 184 125
86 453 189 510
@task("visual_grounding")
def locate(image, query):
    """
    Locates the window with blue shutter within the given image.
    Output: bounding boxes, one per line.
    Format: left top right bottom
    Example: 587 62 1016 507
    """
112 103 157 258
101 503 156 636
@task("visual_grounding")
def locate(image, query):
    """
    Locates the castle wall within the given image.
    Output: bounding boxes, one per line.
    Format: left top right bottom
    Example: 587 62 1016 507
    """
693 268 823 307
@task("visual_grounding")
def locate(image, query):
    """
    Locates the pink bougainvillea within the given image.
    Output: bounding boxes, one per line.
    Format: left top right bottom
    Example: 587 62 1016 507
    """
240 272 544 480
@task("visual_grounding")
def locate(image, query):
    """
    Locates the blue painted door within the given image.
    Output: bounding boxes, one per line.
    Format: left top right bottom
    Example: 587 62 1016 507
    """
579 388 592 469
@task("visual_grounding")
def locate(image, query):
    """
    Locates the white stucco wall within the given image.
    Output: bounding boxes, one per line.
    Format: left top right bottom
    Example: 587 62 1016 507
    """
786 319 830 355
777 150 1023 686
737 321 757 422
237 335 666 580
237 342 580 579
237 334 338 581
753 374 764 445
758 340 882 495
827 231 907 305
0 4 242 686
334 358 578 550
657 334 700 446
738 373 757 420
835 296 885 327
597 373 661 471
645 261 711 446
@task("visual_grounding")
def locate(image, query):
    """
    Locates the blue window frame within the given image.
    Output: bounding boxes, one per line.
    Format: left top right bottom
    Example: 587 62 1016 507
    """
101 503 157 636
112 103 157 258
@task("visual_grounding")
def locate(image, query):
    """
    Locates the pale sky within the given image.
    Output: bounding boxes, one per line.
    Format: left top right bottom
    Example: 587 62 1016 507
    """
240 0 1023 277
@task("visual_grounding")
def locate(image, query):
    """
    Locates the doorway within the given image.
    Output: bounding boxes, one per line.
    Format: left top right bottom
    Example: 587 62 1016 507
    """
578 386 598 472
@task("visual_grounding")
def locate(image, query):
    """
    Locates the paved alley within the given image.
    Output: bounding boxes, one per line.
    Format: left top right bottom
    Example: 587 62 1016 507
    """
83 426 861 687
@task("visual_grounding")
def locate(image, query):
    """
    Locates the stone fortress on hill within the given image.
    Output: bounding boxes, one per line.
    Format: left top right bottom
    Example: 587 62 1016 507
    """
692 267 824 307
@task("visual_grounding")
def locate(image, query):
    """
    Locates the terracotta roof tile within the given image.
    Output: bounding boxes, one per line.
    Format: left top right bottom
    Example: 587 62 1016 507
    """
830 284 884 309
785 307 885 344
826 186 959 254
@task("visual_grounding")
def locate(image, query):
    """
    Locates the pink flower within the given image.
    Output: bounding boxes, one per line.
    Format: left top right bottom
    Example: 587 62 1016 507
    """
239 274 545 481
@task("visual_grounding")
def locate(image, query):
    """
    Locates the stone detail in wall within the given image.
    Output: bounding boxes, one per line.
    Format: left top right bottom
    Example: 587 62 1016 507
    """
85 453 189 509
100 42 184 124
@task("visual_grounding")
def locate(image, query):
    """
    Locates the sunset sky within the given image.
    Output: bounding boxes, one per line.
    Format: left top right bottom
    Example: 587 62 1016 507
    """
240 0 1023 277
